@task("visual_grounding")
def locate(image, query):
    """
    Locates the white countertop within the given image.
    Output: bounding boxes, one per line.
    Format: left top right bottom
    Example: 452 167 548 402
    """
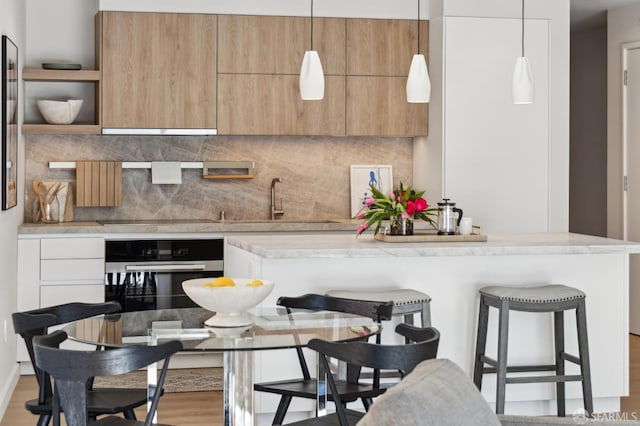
17 219 364 235
226 232 640 258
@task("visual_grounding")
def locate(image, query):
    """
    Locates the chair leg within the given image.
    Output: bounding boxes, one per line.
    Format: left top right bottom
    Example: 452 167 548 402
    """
576 299 594 416
272 395 293 425
473 296 490 390
361 397 373 411
123 408 137 420
37 414 51 426
403 313 414 344
495 300 510 415
554 311 566 417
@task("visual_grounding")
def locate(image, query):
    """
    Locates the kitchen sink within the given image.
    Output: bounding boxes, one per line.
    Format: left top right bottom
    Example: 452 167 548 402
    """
98 219 216 225
214 219 345 224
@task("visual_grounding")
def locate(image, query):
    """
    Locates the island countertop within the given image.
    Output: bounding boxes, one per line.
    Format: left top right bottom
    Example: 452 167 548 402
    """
226 232 640 259
225 231 640 415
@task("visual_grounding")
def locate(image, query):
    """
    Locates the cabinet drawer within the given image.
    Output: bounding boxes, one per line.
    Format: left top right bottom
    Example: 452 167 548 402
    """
41 259 105 281
40 284 104 308
41 238 104 259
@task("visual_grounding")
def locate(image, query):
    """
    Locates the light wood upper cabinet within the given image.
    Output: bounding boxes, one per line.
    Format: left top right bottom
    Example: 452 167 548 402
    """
346 76 427 136
347 19 428 76
218 74 345 135
100 12 217 129
218 15 345 75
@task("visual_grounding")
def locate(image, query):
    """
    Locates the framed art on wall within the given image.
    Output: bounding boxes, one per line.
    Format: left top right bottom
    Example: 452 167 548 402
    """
2 35 18 210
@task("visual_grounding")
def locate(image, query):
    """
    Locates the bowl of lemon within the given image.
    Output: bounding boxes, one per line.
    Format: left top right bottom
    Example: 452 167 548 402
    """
182 277 275 327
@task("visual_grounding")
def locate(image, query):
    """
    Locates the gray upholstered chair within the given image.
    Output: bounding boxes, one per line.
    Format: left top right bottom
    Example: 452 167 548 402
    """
357 359 640 426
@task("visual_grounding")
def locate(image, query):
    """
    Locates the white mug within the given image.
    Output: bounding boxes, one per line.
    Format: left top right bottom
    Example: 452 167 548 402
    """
459 217 473 235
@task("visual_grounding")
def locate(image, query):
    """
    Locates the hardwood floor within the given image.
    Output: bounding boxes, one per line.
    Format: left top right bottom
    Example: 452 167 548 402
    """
621 334 640 416
3 335 640 425
0 376 222 426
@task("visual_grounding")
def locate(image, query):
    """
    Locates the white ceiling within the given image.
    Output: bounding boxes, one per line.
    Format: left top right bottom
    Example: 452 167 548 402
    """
572 0 640 30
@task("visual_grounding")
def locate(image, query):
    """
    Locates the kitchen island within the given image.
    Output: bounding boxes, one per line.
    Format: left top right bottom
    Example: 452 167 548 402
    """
225 232 640 418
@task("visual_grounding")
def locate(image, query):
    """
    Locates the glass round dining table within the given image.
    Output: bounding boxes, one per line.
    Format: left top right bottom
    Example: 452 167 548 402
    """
62 306 379 426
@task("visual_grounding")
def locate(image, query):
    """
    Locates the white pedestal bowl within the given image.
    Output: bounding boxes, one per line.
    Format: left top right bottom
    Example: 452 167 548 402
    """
182 278 274 327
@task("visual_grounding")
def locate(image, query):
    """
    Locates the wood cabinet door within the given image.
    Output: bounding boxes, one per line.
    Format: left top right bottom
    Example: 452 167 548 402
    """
101 12 217 129
218 15 345 76
346 76 428 136
347 19 427 76
218 74 345 135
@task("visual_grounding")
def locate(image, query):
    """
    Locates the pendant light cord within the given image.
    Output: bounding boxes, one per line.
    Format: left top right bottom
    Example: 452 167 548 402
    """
310 0 314 51
521 0 525 57
417 0 420 53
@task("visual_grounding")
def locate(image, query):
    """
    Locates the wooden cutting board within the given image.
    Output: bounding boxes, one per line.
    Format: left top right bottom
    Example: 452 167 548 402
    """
76 161 122 207
374 232 488 243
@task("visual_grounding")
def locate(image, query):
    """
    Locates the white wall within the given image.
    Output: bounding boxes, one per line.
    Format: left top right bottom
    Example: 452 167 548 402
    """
608 4 640 239
0 0 26 421
99 0 434 19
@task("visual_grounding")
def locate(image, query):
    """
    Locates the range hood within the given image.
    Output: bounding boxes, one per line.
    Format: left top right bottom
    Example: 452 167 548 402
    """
102 128 217 136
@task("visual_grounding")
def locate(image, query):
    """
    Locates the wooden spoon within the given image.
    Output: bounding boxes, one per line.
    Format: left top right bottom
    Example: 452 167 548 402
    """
34 181 49 221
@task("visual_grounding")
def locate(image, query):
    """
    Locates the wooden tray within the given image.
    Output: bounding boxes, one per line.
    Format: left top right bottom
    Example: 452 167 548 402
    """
374 232 487 243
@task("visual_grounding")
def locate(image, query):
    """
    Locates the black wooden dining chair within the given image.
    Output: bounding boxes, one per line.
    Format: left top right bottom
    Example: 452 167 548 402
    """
33 330 182 426
285 323 441 426
253 293 394 425
12 302 148 426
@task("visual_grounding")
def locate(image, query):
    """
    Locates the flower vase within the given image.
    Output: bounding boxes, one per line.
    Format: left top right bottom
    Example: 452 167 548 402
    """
389 217 413 236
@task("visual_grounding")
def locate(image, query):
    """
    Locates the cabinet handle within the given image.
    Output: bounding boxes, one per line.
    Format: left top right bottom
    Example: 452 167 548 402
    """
124 264 206 272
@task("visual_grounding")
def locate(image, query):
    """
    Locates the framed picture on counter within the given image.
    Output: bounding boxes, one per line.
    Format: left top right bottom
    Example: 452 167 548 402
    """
2 35 18 210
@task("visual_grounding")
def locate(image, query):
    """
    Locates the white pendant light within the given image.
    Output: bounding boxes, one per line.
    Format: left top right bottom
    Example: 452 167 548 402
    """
406 0 430 103
512 0 534 104
300 0 325 100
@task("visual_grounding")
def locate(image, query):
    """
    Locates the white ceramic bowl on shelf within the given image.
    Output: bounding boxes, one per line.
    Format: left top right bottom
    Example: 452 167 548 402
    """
182 278 275 327
36 99 83 124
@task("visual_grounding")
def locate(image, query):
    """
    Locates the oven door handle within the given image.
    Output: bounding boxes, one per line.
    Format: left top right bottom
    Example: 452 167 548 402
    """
124 264 207 272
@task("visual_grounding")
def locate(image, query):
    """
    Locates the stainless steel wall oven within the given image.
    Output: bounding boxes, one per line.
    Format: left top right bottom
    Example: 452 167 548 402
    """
105 239 223 312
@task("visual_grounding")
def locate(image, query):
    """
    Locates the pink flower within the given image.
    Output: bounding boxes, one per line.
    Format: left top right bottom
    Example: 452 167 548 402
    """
406 200 416 216
364 197 375 206
401 213 408 220
356 210 365 219
389 192 395 201
415 198 427 212
356 222 369 235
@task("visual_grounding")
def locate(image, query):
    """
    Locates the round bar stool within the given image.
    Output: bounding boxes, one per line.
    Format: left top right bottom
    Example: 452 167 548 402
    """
325 288 432 331
472 284 593 417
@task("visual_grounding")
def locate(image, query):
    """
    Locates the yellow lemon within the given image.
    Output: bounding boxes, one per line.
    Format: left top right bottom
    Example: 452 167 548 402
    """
203 277 235 287
246 279 264 287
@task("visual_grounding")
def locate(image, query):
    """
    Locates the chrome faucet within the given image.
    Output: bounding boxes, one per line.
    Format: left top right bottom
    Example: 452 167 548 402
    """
271 178 284 220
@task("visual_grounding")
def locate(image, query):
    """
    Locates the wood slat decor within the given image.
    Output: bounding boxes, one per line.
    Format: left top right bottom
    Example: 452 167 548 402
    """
76 161 122 207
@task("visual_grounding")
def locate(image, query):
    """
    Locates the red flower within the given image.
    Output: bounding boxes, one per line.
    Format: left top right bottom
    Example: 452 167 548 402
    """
406 200 416 216
415 198 427 212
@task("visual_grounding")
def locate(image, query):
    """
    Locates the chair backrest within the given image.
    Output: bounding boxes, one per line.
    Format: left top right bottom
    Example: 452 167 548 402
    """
11 301 122 404
277 293 394 322
309 325 440 426
34 330 182 426
277 294 394 380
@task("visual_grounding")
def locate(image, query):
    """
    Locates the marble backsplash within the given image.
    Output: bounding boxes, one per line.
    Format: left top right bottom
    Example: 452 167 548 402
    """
25 135 413 222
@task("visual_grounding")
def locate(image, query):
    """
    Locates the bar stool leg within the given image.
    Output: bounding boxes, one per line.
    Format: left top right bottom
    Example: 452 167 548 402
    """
421 303 431 327
554 311 566 416
496 300 510 414
576 299 594 416
473 296 490 390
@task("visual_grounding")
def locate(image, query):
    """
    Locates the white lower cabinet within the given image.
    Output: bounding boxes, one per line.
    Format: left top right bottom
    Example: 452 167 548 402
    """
17 237 106 363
